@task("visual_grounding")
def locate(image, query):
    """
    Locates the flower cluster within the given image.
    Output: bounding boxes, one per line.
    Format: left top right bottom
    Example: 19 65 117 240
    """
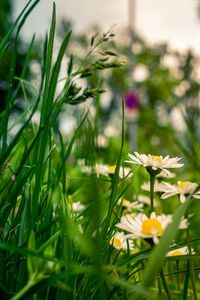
82 163 132 178
78 152 198 257
108 151 198 256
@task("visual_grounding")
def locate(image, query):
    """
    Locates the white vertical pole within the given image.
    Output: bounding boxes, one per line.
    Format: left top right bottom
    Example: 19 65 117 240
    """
127 0 138 152
128 0 136 34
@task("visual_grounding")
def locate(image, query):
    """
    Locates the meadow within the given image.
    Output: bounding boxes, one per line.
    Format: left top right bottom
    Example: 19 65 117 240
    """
1 1 200 299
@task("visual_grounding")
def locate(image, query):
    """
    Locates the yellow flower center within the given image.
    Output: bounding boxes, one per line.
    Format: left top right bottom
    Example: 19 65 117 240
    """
108 166 116 172
151 156 162 163
68 196 72 209
95 166 102 173
178 181 192 190
110 237 122 248
141 218 163 235
171 250 184 256
122 199 129 206
147 155 162 165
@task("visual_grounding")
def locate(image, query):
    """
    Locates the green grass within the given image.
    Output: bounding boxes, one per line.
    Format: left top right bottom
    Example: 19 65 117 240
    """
0 1 200 299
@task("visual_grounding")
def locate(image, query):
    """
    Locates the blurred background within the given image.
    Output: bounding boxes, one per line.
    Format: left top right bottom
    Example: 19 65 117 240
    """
2 0 200 176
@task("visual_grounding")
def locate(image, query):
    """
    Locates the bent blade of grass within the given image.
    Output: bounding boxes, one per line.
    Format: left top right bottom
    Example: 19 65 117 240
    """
1 4 38 148
0 42 9 65
39 230 62 253
7 97 38 133
0 0 32 54
45 30 71 116
0 94 40 167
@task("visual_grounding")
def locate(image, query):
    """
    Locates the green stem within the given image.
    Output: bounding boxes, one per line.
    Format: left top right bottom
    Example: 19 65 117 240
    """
176 260 180 290
160 269 172 300
185 209 197 300
11 276 35 300
158 277 164 299
150 174 155 213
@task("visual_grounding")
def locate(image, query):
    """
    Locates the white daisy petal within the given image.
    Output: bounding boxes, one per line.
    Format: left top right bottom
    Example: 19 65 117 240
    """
110 232 134 251
126 153 184 174
116 212 186 244
160 180 200 203
167 246 195 257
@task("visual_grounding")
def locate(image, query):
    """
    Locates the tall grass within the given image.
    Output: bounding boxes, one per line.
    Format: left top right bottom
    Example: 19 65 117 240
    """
0 1 200 300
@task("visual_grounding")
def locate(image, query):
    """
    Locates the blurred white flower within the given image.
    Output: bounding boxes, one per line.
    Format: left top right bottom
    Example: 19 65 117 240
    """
157 170 176 179
97 135 108 148
167 246 195 257
132 64 149 82
81 164 132 178
117 198 143 211
126 152 183 174
116 212 187 244
110 232 134 251
69 201 85 212
160 181 200 203
138 195 159 207
141 181 163 192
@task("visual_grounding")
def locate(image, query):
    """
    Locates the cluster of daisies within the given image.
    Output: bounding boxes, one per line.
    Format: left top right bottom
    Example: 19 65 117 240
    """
69 153 199 257
110 152 199 256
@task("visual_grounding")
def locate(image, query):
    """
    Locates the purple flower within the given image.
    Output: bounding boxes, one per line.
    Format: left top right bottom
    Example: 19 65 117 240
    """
66 156 74 164
123 91 139 110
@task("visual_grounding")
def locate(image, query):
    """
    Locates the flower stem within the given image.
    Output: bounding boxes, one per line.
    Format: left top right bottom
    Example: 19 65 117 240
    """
176 260 180 290
160 269 172 300
150 174 155 213
11 276 35 300
158 277 164 299
185 209 197 300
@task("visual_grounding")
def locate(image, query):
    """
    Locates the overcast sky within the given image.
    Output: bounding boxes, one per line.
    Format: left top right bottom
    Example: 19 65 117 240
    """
14 0 200 53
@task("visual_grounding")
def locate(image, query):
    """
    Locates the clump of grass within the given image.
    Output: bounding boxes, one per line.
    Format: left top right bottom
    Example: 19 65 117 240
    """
0 1 200 300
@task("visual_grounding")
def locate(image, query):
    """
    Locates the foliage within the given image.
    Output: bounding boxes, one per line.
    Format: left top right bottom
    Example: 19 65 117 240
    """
0 1 200 300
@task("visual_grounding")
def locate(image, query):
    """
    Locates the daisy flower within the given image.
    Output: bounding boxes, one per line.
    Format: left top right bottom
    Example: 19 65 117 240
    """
160 181 200 203
82 164 132 178
117 198 143 211
69 201 85 212
116 212 187 244
157 170 176 179
126 152 183 174
141 181 163 192
138 195 159 207
81 164 107 177
110 232 134 251
167 246 195 257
